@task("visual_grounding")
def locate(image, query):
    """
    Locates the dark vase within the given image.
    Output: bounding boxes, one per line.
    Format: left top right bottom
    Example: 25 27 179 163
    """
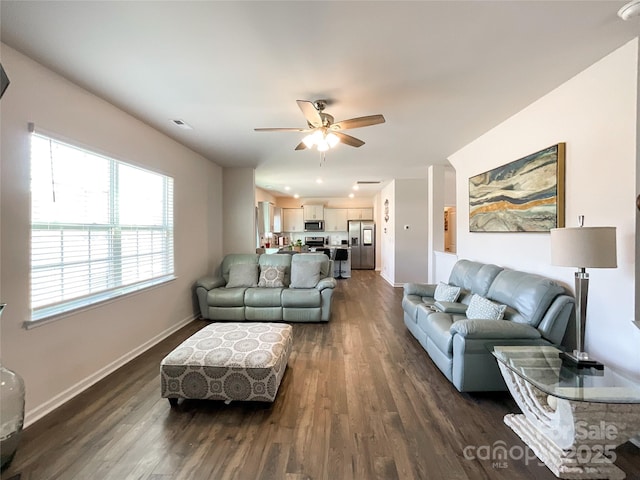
0 304 25 471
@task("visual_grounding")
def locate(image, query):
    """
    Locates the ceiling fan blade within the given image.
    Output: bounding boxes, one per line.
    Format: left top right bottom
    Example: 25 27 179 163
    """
331 114 385 131
294 141 308 151
334 132 365 148
254 127 311 132
297 100 323 128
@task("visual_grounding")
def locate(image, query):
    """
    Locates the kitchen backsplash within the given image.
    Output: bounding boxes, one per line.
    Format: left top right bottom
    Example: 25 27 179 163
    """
284 232 349 246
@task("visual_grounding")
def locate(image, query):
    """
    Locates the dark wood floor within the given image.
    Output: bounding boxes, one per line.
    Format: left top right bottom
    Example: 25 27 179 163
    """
3 271 640 480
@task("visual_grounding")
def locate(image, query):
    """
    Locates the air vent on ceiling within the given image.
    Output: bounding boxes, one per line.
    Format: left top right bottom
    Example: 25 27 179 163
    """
171 119 193 130
356 180 381 185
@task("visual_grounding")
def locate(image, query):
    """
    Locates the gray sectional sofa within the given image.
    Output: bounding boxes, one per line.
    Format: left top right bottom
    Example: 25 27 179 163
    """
196 252 336 322
402 259 574 392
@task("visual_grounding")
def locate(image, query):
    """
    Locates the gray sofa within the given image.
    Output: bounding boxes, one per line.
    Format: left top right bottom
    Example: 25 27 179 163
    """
196 253 336 322
402 259 574 392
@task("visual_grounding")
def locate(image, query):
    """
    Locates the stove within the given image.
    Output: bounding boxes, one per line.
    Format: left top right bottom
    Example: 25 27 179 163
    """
304 236 325 247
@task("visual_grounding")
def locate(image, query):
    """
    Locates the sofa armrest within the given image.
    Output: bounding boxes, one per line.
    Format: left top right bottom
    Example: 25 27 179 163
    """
316 277 337 291
195 276 226 291
403 283 436 297
450 319 542 339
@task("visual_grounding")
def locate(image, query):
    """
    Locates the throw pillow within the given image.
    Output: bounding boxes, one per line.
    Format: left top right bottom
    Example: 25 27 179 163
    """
466 294 507 320
434 282 461 302
226 263 259 288
258 265 287 288
290 261 322 289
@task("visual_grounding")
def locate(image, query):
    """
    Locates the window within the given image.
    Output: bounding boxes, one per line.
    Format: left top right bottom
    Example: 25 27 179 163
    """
29 131 174 323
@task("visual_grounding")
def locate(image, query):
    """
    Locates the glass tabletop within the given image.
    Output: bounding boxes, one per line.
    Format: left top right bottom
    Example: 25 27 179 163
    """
492 345 640 404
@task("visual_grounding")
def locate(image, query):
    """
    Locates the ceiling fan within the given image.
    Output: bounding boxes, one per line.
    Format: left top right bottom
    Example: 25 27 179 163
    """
255 100 385 151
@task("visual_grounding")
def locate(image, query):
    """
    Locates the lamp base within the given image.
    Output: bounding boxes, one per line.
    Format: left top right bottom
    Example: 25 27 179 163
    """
559 351 604 370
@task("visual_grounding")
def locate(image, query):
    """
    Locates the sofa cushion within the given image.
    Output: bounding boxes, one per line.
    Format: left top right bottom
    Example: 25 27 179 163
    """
226 263 259 288
245 287 284 307
221 254 260 283
290 261 322 289
258 265 287 288
466 294 507 320
259 254 292 286
487 269 565 327
448 260 503 297
434 282 461 302
282 288 321 307
292 253 331 279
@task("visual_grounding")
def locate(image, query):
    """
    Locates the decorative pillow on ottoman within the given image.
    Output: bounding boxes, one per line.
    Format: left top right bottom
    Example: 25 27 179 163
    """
258 265 287 287
290 261 322 289
466 294 507 320
434 282 461 302
226 263 259 288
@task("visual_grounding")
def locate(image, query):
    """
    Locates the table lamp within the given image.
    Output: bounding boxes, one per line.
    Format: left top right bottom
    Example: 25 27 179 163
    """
550 216 617 368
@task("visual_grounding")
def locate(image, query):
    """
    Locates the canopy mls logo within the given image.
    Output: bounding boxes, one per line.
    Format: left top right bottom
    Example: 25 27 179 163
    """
462 440 542 469
463 422 620 470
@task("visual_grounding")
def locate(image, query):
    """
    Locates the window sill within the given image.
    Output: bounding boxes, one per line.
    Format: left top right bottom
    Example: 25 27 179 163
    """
24 275 177 329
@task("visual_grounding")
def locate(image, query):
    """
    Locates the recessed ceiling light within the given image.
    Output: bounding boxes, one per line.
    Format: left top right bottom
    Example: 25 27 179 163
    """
294 194 300 199
352 184 360 191
284 186 291 191
171 119 193 130
349 193 355 198
316 178 323 184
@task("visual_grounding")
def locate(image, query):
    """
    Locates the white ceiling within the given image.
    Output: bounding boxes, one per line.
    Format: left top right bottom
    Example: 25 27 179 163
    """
1 1 638 199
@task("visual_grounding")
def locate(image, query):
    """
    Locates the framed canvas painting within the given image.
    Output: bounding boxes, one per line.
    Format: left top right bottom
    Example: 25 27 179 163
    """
469 143 565 232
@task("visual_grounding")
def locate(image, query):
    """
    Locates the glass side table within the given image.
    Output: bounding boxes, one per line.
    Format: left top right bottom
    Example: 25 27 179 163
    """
492 345 640 480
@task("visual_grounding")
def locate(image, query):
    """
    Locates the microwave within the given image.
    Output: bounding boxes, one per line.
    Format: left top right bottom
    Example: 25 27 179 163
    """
304 220 324 232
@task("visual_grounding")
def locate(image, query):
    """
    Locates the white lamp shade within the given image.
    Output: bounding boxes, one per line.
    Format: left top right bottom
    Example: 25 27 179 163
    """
550 227 617 268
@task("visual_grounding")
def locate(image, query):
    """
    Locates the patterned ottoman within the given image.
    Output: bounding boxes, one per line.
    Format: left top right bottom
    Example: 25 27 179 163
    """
160 322 292 405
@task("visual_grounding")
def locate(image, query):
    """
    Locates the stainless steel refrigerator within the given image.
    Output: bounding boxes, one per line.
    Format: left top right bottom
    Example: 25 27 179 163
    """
348 220 375 269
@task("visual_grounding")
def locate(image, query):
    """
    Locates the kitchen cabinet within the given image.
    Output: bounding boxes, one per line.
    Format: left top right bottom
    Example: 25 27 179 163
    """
258 201 279 234
283 208 304 232
323 208 348 231
347 208 373 220
303 205 324 221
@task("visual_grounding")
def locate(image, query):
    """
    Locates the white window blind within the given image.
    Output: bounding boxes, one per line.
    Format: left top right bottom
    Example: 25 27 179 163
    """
30 130 174 323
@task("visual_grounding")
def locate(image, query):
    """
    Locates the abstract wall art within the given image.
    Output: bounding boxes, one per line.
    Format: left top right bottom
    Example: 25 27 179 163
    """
469 143 565 232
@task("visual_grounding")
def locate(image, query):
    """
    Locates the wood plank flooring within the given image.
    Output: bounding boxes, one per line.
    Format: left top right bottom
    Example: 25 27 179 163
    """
3 271 640 480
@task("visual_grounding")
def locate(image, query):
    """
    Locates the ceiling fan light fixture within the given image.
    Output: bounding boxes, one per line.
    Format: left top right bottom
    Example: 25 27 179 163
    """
326 132 340 148
317 140 330 152
302 134 316 149
618 0 640 20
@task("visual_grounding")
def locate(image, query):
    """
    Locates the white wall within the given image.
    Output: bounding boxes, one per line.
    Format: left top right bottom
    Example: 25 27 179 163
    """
395 179 429 284
255 187 277 205
379 181 396 284
449 38 639 377
378 179 429 286
222 167 256 255
0 44 223 425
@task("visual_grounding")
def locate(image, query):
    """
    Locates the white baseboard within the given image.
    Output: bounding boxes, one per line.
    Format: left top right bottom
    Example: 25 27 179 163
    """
379 272 404 288
24 314 196 427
